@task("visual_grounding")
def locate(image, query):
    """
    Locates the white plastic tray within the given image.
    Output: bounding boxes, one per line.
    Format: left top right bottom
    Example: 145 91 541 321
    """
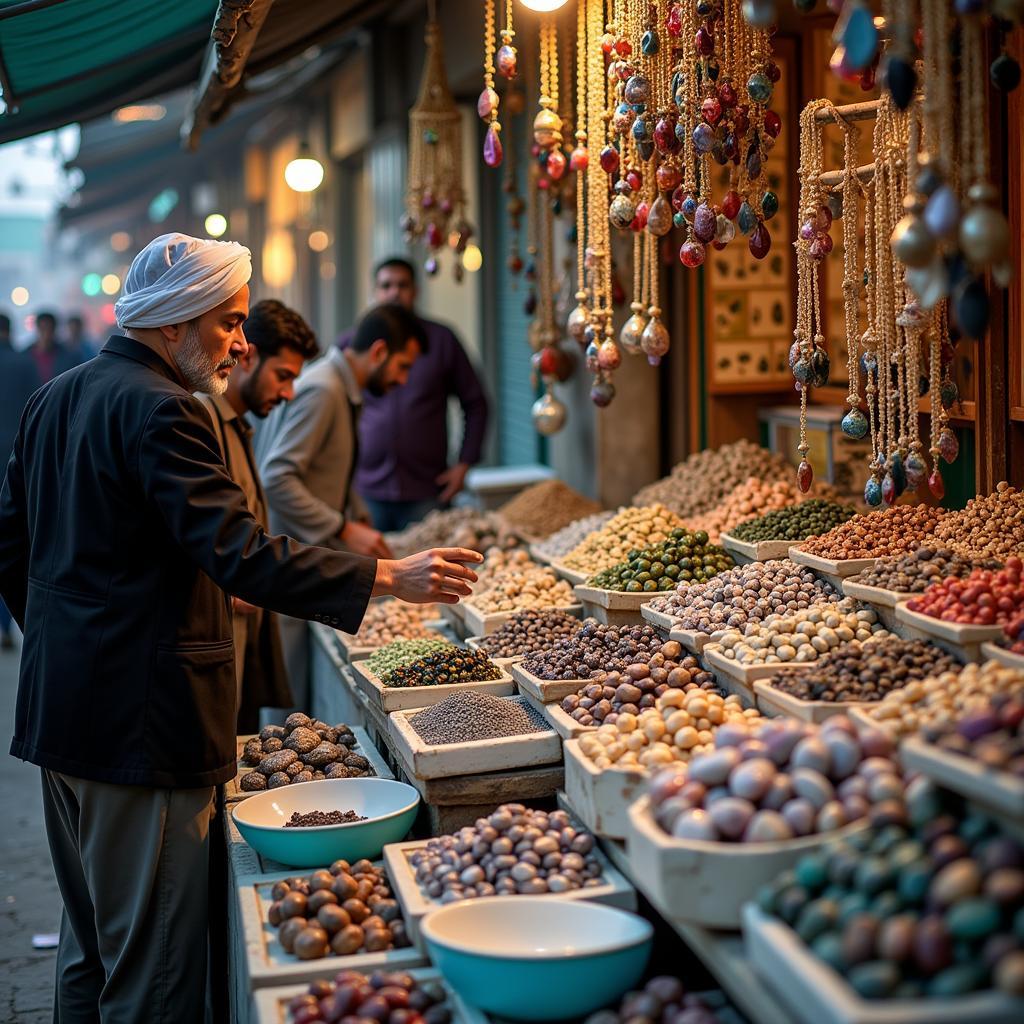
753 679 876 724
720 533 796 563
382 837 636 946
743 904 1024 1024
900 735 1024 821
520 690 596 740
226 726 393 803
564 739 647 840
511 662 588 704
350 658 515 714
980 641 1024 670
625 795 869 929
387 696 563 780
236 867 427 989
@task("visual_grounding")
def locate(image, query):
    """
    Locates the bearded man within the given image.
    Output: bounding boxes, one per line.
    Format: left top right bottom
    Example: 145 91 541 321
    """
0 232 480 1023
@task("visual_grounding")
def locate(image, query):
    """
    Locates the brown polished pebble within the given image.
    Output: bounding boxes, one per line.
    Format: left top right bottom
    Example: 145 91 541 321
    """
766 637 961 704
283 809 369 828
522 619 665 681
477 609 582 659
849 546 1001 594
800 504 946 561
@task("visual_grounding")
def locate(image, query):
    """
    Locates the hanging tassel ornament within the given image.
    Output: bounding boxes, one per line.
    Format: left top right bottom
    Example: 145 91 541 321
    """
405 16 473 281
480 0 503 167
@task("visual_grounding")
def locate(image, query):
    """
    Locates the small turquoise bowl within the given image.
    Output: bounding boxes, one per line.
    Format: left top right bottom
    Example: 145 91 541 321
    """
421 897 653 1020
231 778 418 867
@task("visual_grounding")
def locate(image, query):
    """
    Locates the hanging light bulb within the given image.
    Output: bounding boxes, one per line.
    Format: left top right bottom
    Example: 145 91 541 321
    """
518 0 571 10
284 142 325 193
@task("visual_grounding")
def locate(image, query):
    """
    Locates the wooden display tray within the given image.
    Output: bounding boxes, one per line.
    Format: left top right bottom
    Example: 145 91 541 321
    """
702 646 812 706
900 735 1024 823
894 602 1002 662
575 583 657 627
461 602 582 639
640 602 719 653
625 795 869 929
520 690 596 740
788 547 877 590
564 739 647 840
236 867 427 990
225 726 393 803
528 542 556 566
351 659 515 714
753 679 876 724
334 618 448 664
641 603 682 632
387 696 563 780
742 904 1024 1024
511 662 587 704
550 562 590 587
382 837 637 946
841 580 912 609
463 635 523 668
251 970 483 1024
980 641 1024 670
720 533 797 564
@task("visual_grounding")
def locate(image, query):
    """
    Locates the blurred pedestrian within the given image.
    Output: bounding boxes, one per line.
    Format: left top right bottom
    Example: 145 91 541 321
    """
194 299 320 731
258 303 427 705
0 311 39 651
26 311 81 383
65 313 98 360
338 258 489 532
0 233 480 1023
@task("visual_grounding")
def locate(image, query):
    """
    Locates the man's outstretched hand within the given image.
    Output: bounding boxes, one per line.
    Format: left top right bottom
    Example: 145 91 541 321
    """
372 547 483 604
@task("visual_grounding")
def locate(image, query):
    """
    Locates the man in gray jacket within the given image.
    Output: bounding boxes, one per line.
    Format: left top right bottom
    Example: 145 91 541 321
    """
256 304 426 703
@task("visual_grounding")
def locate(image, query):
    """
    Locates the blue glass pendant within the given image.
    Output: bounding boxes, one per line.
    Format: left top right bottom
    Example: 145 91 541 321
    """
737 202 758 235
905 452 927 489
891 452 907 497
864 476 883 507
841 408 869 439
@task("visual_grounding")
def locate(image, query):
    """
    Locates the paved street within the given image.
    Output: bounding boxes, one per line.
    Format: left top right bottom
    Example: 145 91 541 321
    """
0 637 59 1022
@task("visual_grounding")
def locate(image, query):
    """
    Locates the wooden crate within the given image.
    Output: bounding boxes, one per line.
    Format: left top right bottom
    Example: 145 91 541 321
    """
574 585 651 627
753 679 875 724
463 635 524 669
511 662 587 703
350 658 515 714
462 602 583 639
788 547 876 591
382 837 636 946
701 647 815 706
520 690 596 740
894 602 1003 663
720 533 796 564
225 726 393 803
980 641 1024 670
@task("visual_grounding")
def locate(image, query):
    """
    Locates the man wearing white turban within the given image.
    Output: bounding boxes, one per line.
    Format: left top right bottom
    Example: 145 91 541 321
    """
0 233 482 1023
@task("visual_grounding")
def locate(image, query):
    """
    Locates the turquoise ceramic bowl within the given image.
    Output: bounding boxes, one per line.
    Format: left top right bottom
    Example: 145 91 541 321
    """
231 778 418 867
421 897 653 1020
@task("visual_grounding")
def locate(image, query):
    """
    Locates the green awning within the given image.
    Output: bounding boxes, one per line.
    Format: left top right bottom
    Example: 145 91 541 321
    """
0 0 218 144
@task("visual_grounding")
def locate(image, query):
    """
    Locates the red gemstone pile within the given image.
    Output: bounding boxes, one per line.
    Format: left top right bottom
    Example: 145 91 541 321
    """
906 557 1024 627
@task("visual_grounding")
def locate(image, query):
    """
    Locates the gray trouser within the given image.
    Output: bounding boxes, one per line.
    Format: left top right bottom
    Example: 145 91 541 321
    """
41 770 216 1024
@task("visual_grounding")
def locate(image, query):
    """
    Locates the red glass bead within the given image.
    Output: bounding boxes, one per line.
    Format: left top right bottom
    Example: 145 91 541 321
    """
748 222 772 259
601 33 616 56
679 240 706 268
718 81 738 108
626 169 643 192
426 223 443 248
764 110 782 138
767 62 782 83
615 37 632 57
695 26 714 56
701 96 723 125
656 163 683 191
666 4 683 37
796 460 813 493
570 147 589 172
938 428 959 464
928 468 945 499
631 202 650 232
881 472 896 505
599 146 620 174
546 149 567 181
722 190 743 220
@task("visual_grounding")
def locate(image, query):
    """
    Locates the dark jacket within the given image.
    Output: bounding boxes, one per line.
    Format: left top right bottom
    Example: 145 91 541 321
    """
0 342 39 463
0 336 376 788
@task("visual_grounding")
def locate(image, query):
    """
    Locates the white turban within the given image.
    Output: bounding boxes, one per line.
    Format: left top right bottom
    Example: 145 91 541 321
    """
114 232 252 330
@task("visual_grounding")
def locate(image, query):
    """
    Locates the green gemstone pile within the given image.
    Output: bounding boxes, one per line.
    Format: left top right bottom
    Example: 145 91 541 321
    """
383 648 503 688
731 499 859 543
366 638 453 679
587 528 735 592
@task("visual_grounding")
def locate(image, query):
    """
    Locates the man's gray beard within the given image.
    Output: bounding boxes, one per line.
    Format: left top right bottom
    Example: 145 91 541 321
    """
175 321 230 395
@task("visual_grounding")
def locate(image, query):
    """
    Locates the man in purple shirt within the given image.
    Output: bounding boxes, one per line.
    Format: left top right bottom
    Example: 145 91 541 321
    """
338 258 489 532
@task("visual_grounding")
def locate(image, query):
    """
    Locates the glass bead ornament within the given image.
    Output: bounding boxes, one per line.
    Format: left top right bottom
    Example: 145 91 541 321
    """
747 72 773 104
792 354 813 385
609 194 637 230
641 315 671 366
960 184 1011 267
647 196 673 236
742 0 776 27
841 408 869 439
624 75 652 105
761 191 780 220
584 340 600 373
796 459 814 492
570 146 589 172
693 203 718 243
533 104 563 150
938 427 959 464
953 275 990 340
738 202 759 235
891 451 907 497
890 204 936 268
477 87 499 120
864 474 883 507
991 53 1022 92
749 222 772 259
835 0 879 71
928 468 945 499
497 43 518 79
715 215 737 246
566 304 588 345
923 185 960 240
532 390 567 436
599 146 620 174
620 310 646 356
940 380 958 409
597 338 622 372
881 471 896 506
722 190 743 220
905 451 927 490
810 345 830 388
483 125 503 167
679 239 707 268
590 376 616 408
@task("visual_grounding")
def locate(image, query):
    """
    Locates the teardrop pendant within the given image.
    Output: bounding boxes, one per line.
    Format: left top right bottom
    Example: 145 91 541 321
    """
891 452 907 497
796 460 813 493
905 452 927 490
864 475 883 507
928 468 945 499
841 408 869 439
937 427 959 464
881 472 896 505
